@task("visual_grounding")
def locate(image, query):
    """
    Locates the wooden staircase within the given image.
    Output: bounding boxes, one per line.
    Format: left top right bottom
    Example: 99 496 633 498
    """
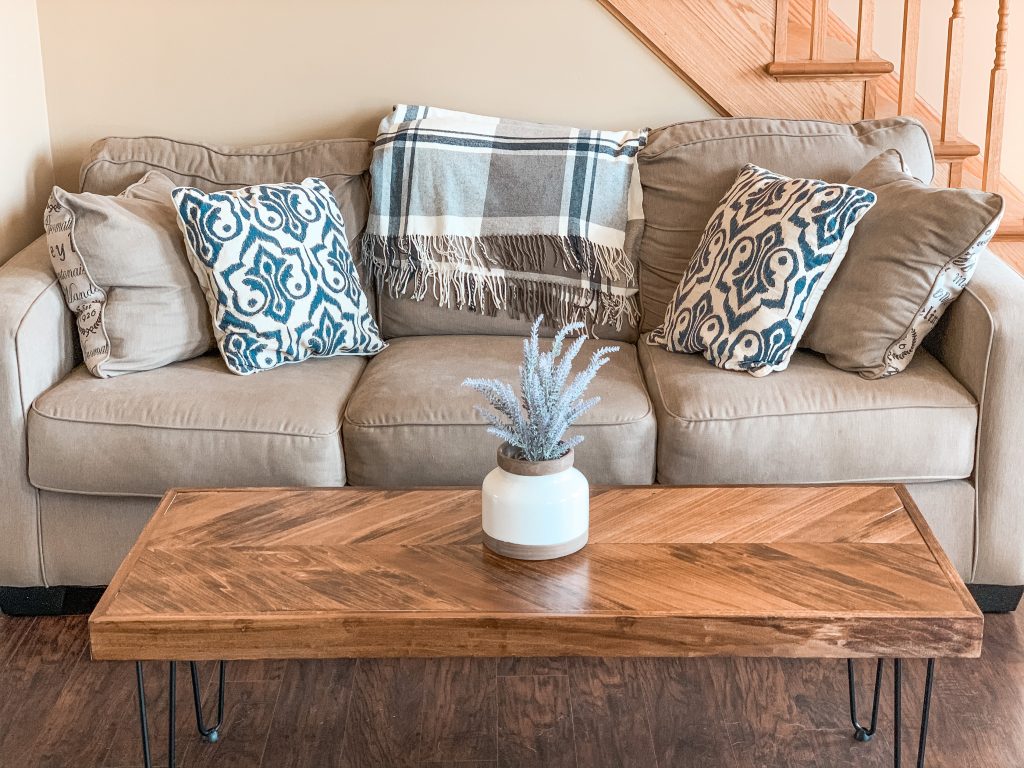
598 0 1022 242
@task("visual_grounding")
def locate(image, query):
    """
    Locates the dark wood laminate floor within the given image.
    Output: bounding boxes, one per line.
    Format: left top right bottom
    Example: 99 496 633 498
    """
0 611 1021 767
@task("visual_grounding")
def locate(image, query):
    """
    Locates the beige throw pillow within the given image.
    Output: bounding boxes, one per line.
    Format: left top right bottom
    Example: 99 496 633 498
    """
44 171 214 377
803 149 1004 378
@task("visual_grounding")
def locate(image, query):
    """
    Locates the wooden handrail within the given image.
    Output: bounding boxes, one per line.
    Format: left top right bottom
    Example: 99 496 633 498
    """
983 0 1010 193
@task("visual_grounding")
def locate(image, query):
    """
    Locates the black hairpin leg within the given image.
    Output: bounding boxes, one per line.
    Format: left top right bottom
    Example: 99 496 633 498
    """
848 658 937 768
135 661 176 768
190 660 227 743
135 660 227 768
135 662 153 768
848 658 884 741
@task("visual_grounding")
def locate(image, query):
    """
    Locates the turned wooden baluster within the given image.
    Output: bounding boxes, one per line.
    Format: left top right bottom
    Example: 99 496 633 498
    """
941 1 967 187
898 0 922 115
774 0 790 63
983 0 1010 193
858 0 878 118
810 0 829 60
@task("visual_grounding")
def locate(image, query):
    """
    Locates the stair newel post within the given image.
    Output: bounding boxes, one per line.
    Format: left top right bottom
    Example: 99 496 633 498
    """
857 0 878 118
810 0 829 60
942 0 967 187
898 0 922 116
983 0 1011 193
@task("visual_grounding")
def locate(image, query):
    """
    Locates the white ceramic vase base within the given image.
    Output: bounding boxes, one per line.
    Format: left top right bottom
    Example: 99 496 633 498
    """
480 444 590 562
482 530 588 561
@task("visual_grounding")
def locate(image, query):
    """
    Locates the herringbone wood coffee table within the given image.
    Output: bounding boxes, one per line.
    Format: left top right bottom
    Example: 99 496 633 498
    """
90 485 982 768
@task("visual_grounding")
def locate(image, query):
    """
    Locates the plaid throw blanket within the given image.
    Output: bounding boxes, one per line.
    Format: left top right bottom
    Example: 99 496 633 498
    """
363 105 648 331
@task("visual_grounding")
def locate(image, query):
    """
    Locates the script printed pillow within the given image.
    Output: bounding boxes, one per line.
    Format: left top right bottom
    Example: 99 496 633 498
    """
172 177 385 375
43 171 214 378
803 149 1004 378
649 164 876 377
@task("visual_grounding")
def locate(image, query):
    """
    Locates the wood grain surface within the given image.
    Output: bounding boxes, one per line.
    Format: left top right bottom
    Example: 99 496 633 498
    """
6 612 1024 767
89 485 982 661
595 0 864 121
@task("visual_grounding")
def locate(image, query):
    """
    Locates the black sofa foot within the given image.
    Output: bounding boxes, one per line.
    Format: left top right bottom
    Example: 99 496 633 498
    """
0 586 105 616
968 584 1024 613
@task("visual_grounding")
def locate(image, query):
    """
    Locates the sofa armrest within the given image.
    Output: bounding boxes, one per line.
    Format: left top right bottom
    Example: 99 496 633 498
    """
0 236 75 586
926 250 1024 586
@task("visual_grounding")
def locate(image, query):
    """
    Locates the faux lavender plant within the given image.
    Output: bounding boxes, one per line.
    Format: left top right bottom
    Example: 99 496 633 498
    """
463 316 619 462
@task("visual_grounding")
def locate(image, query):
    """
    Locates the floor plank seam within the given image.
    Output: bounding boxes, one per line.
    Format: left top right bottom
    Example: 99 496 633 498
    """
335 658 360 765
566 668 580 768
635 660 663 768
255 664 287 768
414 659 433 765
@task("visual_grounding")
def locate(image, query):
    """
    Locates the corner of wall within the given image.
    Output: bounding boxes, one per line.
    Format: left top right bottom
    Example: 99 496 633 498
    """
0 0 55 266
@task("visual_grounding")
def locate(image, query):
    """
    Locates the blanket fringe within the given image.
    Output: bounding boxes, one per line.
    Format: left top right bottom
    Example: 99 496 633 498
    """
362 233 634 282
362 234 639 332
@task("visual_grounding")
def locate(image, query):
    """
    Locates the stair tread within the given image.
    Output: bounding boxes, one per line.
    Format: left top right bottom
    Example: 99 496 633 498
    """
766 59 894 81
596 1 1023 239
992 196 1024 242
993 217 1024 241
933 139 982 160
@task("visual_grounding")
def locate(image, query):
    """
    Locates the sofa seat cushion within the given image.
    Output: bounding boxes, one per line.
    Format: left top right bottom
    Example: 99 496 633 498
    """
342 336 656 486
28 355 365 496
638 338 977 484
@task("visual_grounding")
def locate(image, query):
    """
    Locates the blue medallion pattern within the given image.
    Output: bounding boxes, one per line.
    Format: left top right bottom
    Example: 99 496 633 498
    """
173 177 385 375
649 164 876 377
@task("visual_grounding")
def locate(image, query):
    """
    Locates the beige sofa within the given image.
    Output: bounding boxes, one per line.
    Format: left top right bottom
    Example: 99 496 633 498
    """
2 116 1022 613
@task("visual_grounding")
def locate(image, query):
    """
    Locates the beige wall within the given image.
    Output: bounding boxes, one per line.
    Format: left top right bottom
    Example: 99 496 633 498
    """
35 0 716 192
14 2 1024 203
833 0 1023 190
0 0 54 264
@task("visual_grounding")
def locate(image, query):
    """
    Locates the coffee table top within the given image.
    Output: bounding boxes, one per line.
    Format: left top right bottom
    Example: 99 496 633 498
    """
89 485 982 661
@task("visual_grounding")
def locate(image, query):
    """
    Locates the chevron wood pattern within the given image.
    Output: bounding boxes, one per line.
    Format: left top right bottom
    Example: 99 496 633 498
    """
89 485 982 662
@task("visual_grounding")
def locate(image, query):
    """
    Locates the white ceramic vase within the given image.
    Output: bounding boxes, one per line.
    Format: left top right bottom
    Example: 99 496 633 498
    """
481 442 589 560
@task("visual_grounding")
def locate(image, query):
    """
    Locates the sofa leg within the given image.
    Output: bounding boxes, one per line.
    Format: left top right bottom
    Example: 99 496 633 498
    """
967 584 1024 613
0 586 105 616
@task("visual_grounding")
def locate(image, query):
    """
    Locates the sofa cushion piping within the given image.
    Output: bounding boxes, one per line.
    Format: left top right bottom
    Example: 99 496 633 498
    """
956 285 995 583
641 118 936 182
14 274 63 588
29 404 344 439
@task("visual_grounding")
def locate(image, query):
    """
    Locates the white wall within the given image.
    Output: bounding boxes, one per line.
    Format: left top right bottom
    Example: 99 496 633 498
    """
34 0 716 191
0 0 54 263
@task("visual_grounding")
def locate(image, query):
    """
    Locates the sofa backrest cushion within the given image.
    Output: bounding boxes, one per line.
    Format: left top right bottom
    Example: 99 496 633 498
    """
636 116 934 334
79 136 374 277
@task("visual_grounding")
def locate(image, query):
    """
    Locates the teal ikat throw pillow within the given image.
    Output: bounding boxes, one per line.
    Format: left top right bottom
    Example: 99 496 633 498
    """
649 164 876 377
173 177 385 375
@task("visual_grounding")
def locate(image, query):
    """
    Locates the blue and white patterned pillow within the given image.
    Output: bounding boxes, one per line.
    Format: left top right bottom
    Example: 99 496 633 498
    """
173 177 385 375
649 164 876 377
